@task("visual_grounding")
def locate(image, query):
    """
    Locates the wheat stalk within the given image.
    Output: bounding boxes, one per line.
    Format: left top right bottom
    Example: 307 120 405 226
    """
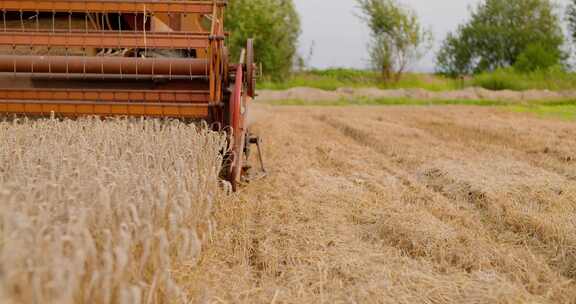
0 117 228 304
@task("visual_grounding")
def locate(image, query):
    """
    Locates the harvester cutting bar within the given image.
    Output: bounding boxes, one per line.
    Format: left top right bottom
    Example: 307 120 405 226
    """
0 31 214 49
0 56 208 76
0 0 224 13
0 100 212 118
0 89 210 103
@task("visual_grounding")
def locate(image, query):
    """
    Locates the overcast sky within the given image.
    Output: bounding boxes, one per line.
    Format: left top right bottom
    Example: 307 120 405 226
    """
294 0 571 71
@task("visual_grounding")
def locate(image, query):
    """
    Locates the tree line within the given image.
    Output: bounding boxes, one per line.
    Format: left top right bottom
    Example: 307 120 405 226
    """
358 0 576 81
227 0 576 82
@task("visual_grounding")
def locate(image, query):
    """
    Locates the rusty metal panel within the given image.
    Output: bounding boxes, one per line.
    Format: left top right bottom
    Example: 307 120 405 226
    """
0 31 211 49
0 56 210 76
0 0 222 14
141 106 164 116
60 104 77 113
111 105 128 115
7 103 24 112
0 89 210 103
75 104 92 114
93 104 112 115
0 100 211 118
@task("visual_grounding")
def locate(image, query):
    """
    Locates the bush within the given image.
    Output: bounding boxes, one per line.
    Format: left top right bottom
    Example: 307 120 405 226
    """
472 68 527 91
471 67 576 91
258 69 379 91
514 44 561 73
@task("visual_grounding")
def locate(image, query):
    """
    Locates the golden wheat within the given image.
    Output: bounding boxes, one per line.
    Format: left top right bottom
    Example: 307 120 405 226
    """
0 117 228 304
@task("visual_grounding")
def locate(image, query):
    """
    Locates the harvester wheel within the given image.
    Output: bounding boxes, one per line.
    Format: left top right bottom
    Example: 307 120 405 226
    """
229 64 247 191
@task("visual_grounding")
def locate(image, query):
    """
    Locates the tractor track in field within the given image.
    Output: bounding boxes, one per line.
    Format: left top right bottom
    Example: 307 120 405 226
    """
321 113 576 283
326 109 576 278
182 104 576 303
405 117 576 179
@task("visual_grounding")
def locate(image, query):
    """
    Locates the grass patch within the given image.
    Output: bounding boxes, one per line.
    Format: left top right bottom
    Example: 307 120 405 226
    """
266 97 576 120
471 67 576 91
509 104 576 120
261 67 576 92
260 68 460 92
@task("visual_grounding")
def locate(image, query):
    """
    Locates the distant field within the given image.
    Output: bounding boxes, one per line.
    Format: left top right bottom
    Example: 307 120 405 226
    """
260 68 576 92
263 97 576 121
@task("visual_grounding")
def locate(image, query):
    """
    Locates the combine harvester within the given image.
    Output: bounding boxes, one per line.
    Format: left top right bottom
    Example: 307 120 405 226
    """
0 0 264 190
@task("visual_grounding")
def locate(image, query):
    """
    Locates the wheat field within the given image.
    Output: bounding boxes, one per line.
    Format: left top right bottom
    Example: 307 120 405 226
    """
2 105 576 303
0 118 227 304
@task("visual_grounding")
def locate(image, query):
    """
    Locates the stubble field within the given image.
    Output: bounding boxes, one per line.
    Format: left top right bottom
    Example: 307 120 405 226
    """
185 104 576 303
1 104 576 303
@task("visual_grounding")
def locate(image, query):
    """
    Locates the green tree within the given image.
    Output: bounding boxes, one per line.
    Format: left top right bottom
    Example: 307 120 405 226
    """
226 0 300 80
436 0 564 76
357 0 432 82
568 0 576 49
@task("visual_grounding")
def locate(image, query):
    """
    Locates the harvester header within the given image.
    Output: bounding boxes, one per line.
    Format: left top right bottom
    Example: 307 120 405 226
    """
0 0 261 190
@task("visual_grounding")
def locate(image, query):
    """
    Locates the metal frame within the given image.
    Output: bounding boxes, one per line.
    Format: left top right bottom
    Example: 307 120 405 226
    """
0 89 210 103
0 100 212 118
0 0 226 13
0 31 214 49
0 56 209 76
0 0 225 118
